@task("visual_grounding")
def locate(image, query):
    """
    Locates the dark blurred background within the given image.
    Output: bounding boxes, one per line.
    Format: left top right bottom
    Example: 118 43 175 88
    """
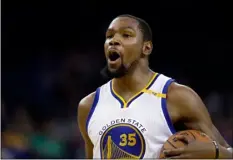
1 0 232 158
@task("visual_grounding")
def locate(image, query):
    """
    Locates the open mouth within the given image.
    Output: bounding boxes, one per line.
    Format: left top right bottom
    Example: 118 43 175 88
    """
108 51 120 61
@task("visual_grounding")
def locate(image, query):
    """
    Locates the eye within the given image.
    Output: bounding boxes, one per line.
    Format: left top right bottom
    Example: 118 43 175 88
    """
122 33 131 38
106 34 113 39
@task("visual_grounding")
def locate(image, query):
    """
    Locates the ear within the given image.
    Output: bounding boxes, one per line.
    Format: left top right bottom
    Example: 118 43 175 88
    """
142 41 153 56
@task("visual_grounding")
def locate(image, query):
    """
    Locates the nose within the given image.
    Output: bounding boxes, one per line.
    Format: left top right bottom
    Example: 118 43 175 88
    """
109 39 120 46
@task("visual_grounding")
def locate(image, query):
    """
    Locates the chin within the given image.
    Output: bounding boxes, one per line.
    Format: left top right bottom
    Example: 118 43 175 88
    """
108 66 120 73
108 66 127 78
101 64 127 79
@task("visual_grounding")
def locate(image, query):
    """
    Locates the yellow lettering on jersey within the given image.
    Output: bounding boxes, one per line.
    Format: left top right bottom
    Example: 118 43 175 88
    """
119 133 136 147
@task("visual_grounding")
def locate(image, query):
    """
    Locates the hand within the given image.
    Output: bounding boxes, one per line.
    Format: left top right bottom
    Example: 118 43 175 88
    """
163 135 216 159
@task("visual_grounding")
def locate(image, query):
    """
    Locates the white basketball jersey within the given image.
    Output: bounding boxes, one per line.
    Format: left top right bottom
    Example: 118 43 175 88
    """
86 73 176 159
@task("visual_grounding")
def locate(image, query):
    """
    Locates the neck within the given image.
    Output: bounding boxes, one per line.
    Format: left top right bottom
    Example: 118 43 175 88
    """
113 59 154 92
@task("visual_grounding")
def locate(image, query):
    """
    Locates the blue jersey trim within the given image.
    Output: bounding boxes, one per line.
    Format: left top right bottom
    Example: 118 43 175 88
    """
86 87 100 132
161 79 176 134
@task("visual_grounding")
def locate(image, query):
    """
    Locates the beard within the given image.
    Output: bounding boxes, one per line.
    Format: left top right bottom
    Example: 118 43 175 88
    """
100 63 127 80
101 55 128 80
100 56 140 80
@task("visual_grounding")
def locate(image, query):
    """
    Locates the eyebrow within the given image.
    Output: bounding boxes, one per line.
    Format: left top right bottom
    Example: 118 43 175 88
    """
107 26 135 32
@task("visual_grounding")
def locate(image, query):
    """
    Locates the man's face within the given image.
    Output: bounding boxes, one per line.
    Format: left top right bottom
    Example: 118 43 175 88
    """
103 16 144 78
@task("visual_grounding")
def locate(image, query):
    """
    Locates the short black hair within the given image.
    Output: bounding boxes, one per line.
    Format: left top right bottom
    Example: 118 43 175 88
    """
117 14 152 42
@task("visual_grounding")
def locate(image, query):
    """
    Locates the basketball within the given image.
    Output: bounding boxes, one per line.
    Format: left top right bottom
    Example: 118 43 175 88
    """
159 130 212 158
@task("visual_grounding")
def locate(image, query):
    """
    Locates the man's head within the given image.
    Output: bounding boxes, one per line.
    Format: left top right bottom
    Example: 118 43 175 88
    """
101 14 153 79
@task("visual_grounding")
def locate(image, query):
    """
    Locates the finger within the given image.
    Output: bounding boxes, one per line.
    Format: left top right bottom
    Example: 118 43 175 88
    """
175 135 189 144
164 147 185 157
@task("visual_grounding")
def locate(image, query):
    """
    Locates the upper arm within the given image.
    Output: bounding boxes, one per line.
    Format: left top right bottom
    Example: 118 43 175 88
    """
167 83 231 148
77 92 96 158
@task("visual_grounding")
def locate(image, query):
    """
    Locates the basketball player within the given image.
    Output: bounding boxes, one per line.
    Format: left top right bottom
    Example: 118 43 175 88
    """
78 14 232 159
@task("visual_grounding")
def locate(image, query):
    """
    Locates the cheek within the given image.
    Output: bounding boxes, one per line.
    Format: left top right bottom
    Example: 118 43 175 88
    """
104 43 108 56
104 42 108 50
124 45 141 63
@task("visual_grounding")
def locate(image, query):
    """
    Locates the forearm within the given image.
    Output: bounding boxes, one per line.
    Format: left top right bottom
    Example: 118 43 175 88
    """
219 146 233 159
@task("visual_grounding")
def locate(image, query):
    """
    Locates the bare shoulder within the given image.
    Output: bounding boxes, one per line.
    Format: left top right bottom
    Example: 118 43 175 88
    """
78 92 96 112
167 83 190 108
78 91 96 139
167 82 199 103
166 81 213 124
78 92 96 119
166 82 208 122
78 91 97 132
168 81 195 94
78 92 96 158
